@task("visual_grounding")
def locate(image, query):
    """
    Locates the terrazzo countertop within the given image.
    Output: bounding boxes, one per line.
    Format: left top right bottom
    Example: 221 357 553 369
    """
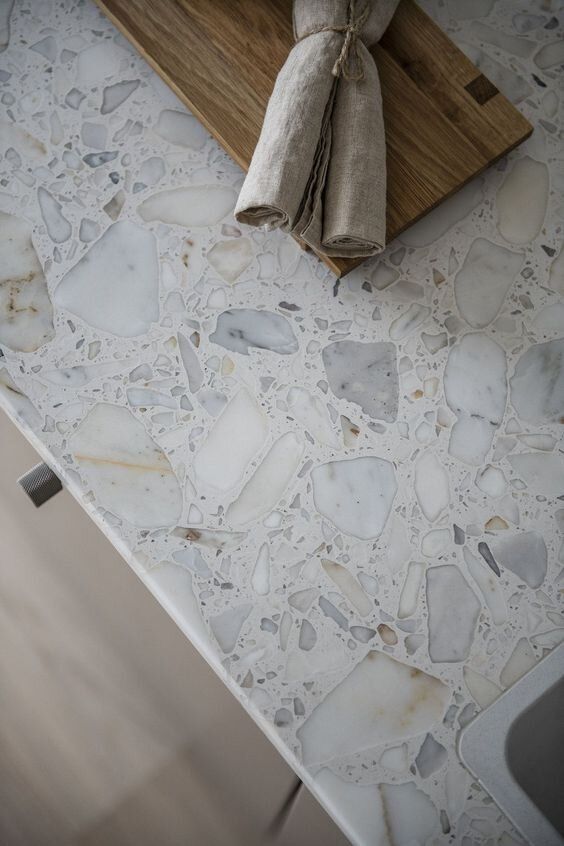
1 1 563 844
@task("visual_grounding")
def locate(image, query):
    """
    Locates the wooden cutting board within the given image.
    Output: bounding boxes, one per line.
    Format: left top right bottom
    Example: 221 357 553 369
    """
94 0 532 277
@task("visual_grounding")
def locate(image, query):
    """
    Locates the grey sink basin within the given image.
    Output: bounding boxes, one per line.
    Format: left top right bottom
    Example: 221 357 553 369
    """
459 643 564 846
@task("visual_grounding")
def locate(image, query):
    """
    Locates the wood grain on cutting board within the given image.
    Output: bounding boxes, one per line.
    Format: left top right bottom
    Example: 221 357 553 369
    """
94 0 532 276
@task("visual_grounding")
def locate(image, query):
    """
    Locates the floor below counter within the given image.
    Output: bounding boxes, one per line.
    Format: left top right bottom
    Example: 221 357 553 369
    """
0 409 348 846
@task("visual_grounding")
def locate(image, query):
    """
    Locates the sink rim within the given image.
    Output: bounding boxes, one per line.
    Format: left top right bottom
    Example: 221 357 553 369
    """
458 642 564 846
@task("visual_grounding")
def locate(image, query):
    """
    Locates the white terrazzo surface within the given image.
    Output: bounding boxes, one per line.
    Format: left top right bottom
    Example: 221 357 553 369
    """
0 0 563 843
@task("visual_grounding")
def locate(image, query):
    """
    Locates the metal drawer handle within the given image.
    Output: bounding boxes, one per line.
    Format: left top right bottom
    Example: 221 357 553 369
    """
18 462 62 507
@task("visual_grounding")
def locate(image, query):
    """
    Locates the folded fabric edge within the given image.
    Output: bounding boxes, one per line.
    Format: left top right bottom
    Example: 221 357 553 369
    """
315 236 385 258
235 206 289 230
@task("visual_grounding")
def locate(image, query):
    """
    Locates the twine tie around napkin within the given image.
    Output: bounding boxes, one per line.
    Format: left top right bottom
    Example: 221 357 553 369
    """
297 0 371 81
235 0 400 260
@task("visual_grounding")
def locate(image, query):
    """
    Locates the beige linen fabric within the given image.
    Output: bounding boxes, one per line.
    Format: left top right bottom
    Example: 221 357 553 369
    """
235 0 399 258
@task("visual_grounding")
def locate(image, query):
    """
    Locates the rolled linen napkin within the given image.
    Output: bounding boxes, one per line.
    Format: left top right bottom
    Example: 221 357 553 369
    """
235 0 400 258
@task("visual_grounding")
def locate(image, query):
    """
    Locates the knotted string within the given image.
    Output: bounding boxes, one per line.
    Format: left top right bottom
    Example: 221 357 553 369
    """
296 0 371 81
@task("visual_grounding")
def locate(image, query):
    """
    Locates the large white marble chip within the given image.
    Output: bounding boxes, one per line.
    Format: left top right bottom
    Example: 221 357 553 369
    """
315 770 438 846
454 238 523 328
385 515 412 573
251 543 270 595
210 308 298 356
314 768 390 846
207 238 253 282
415 732 447 777
311 457 397 540
144 561 209 651
414 451 450 522
55 221 159 337
533 304 564 337
287 386 340 448
172 546 212 579
177 331 204 393
209 602 252 653
463 666 502 709
0 1 14 52
153 109 208 150
100 79 139 114
0 120 46 160
285 638 351 682
321 559 373 617
445 761 470 824
0 367 41 429
500 638 536 689
0 212 55 352
193 388 269 492
508 452 564 497
172 526 246 552
510 339 564 424
322 340 398 422
69 403 182 527
421 528 451 556
297 651 450 765
378 744 409 773
37 187 72 243
534 38 564 69
41 359 131 387
444 333 507 465
496 156 549 245
225 432 304 526
398 561 425 619
378 781 438 844
475 464 507 498
76 41 128 85
138 185 236 227
463 548 507 624
389 303 430 341
489 531 547 589
127 387 175 409
548 246 564 296
426 565 481 663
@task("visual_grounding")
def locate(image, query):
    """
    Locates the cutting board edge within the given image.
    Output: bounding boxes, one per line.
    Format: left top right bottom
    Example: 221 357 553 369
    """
93 0 250 172
95 0 350 275
93 0 534 279
333 117 533 278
